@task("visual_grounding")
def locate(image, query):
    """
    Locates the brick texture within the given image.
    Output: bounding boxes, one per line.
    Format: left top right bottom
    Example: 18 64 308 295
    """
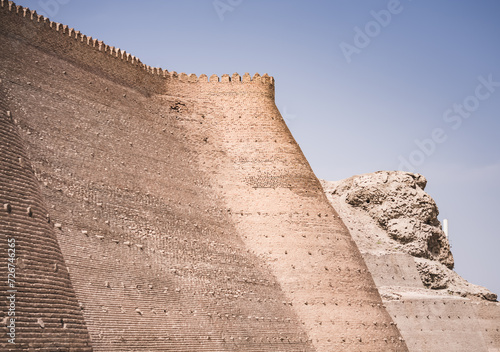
0 1 409 351
0 82 92 350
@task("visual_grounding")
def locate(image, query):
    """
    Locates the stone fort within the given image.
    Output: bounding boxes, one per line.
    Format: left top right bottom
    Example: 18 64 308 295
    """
0 1 498 351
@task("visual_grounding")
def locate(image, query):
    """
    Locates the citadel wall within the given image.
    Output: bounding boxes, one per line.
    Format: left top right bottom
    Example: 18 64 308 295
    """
0 83 92 350
0 0 275 98
189 90 408 351
1 1 408 351
0 17 316 352
365 252 500 352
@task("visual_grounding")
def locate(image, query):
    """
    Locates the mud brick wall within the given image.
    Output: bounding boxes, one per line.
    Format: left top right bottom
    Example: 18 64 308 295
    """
0 4 314 351
365 252 500 352
363 253 424 289
0 1 165 96
386 299 500 352
0 83 92 351
181 84 408 351
0 1 409 351
474 301 500 350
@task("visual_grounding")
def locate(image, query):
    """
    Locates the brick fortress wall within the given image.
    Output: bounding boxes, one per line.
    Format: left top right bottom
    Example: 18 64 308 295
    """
0 1 408 351
0 81 93 350
177 83 408 351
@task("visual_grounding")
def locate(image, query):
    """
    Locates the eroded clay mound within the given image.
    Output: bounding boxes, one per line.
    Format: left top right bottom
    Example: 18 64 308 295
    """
330 171 453 268
322 171 497 301
414 258 497 301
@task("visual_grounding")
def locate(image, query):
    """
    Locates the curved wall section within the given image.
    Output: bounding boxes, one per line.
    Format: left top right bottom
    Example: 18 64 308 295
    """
183 86 409 351
0 4 315 351
0 84 92 351
0 1 409 351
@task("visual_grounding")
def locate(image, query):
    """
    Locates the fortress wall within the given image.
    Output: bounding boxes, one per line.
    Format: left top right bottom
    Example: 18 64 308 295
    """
0 1 165 96
0 1 276 100
0 84 92 351
183 85 409 351
363 253 424 289
0 5 316 351
365 253 500 351
474 302 500 350
164 72 275 100
0 1 417 351
385 299 499 352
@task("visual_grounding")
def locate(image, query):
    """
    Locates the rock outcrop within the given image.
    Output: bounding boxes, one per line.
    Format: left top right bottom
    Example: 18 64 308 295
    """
321 170 495 300
322 171 499 352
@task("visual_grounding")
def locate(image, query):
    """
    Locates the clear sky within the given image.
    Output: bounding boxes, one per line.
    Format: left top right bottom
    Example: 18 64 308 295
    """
14 0 500 296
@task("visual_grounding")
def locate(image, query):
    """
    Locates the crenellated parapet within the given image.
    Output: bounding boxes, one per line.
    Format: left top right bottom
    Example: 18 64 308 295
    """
0 1 136 65
167 71 274 84
0 0 274 90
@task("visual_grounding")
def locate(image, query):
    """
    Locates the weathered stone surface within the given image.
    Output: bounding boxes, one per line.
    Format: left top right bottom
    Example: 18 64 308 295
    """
322 171 499 352
415 258 498 301
327 171 454 268
414 258 450 289
322 171 496 299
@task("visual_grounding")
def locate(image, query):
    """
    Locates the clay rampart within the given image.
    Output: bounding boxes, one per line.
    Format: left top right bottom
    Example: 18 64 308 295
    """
195 86 409 351
0 4 313 350
0 83 93 351
0 1 409 351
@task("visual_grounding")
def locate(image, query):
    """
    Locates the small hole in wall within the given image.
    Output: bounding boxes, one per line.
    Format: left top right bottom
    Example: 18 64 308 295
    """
366 199 370 204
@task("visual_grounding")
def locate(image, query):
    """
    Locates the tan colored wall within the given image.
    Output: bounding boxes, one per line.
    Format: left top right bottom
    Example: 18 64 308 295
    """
386 297 500 352
0 1 409 351
0 83 92 351
364 253 500 352
0 5 315 351
363 253 424 289
186 85 408 351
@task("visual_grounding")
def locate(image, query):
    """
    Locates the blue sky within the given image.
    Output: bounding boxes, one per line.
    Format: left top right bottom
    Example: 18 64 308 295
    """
15 0 500 295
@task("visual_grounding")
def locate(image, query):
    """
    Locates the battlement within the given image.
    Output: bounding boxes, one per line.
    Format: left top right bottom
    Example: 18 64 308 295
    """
169 71 273 84
0 0 274 88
